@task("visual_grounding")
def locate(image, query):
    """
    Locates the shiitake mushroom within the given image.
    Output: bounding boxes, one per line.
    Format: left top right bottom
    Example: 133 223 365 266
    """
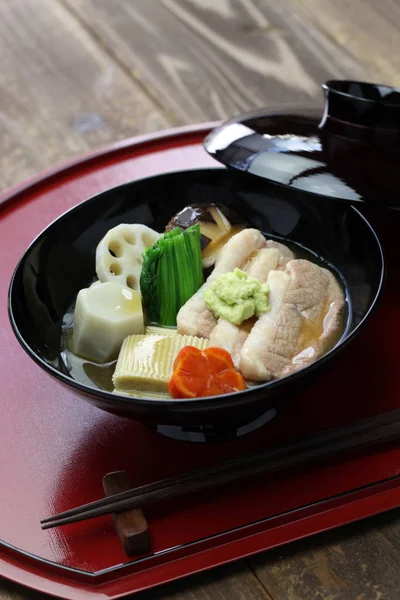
165 204 247 269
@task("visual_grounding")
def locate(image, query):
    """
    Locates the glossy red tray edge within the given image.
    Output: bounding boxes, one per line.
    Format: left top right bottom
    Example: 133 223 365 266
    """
1 125 399 599
1 477 399 600
0 122 219 208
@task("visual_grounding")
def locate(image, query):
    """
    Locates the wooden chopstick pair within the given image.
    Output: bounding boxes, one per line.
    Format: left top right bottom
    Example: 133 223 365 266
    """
40 409 400 530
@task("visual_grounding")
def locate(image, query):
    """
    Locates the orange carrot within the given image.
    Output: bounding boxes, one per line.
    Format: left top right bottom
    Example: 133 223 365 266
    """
168 346 247 399
169 346 207 398
213 368 247 395
203 347 234 373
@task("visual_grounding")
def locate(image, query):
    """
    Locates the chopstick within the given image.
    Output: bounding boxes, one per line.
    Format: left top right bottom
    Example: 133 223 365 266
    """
41 409 400 530
40 457 251 523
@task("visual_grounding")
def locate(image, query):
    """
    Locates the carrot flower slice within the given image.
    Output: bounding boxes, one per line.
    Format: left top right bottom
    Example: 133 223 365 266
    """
203 347 234 373
172 346 206 374
169 346 208 398
213 368 247 394
168 346 246 399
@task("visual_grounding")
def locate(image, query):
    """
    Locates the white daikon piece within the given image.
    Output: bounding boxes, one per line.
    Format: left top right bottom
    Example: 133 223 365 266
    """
73 282 144 363
95 224 160 292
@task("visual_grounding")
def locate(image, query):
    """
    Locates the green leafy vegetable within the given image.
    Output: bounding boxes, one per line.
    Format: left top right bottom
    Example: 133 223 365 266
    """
140 224 204 326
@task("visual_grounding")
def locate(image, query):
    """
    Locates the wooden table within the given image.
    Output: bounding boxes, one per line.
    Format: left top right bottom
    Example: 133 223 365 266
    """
1 1 400 598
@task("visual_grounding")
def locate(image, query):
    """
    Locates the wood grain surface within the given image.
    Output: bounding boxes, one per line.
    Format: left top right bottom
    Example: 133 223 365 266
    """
291 0 400 86
0 0 169 191
251 510 400 600
0 0 399 598
64 0 367 124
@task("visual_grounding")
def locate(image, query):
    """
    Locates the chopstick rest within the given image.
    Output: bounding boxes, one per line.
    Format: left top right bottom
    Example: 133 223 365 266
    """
103 471 150 556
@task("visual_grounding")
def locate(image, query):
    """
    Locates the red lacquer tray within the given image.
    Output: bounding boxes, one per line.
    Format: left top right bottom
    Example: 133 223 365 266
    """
0 124 399 600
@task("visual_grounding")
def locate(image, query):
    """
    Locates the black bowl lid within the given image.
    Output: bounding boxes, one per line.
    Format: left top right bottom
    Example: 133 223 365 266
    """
204 81 400 209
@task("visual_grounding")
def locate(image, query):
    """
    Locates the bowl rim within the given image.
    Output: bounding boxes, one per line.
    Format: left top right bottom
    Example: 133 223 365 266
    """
7 168 386 411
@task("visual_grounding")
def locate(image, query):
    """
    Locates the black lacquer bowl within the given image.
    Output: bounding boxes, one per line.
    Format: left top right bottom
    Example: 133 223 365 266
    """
8 168 384 442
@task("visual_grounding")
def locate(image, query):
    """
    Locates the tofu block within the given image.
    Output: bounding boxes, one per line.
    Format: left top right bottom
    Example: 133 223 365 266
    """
73 282 144 363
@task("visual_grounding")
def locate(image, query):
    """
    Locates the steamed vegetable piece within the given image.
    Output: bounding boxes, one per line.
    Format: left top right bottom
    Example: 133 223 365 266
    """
165 204 247 269
96 224 160 292
140 224 204 326
168 346 247 399
113 333 209 393
73 282 144 363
